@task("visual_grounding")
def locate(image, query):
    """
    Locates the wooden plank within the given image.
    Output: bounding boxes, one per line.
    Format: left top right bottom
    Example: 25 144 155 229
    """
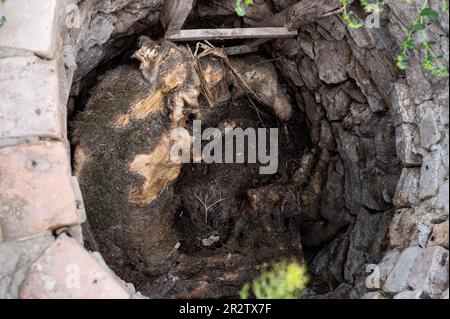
161 0 195 34
166 27 298 42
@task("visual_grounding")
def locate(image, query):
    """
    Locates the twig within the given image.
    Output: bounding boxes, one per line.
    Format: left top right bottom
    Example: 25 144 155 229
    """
195 192 226 224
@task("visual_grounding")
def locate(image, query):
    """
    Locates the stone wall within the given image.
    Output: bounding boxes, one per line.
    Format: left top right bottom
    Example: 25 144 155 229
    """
0 0 142 299
1 0 448 299
270 0 449 298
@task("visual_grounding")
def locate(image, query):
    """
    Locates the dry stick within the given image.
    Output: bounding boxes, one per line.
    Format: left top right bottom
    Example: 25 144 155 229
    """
187 44 215 107
195 193 227 224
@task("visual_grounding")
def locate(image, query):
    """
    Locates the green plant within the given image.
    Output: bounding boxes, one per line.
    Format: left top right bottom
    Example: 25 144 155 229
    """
240 260 309 299
235 0 254 16
0 0 6 28
340 0 449 76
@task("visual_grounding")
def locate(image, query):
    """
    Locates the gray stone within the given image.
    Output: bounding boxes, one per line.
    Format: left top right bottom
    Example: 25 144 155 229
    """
406 56 432 105
80 13 117 52
395 124 422 166
315 39 351 84
0 235 54 298
348 24 375 48
393 168 421 208
389 209 415 248
277 56 304 87
407 246 449 296
320 85 352 121
298 57 321 90
420 151 447 199
347 58 386 113
383 246 422 293
391 81 415 126
316 15 346 41
98 0 132 13
361 291 387 299
0 0 60 59
436 180 449 216
393 290 429 299
417 101 444 150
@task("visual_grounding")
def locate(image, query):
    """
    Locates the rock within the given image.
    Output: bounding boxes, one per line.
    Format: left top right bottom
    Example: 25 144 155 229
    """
419 151 447 200
393 168 421 208
19 234 130 299
0 0 60 59
348 23 375 48
0 56 65 140
394 290 429 299
428 221 449 249
389 209 415 248
406 56 432 105
391 80 415 126
383 246 422 293
417 101 444 150
347 58 386 113
344 209 392 283
395 124 422 166
277 56 304 87
0 235 54 298
441 289 449 299
316 15 346 41
98 0 132 13
361 291 387 299
407 246 449 297
436 180 449 216
320 85 352 121
297 32 315 59
298 56 321 90
370 250 401 289
314 39 351 84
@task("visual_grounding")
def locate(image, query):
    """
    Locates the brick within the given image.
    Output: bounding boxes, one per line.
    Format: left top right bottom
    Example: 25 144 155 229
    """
0 56 65 140
0 235 54 299
20 234 130 299
0 141 80 242
0 0 60 59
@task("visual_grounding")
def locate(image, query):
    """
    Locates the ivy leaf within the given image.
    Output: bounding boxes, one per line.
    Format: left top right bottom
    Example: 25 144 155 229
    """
411 22 426 30
421 7 439 21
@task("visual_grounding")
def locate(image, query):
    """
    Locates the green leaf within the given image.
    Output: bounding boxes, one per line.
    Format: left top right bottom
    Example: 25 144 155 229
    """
421 7 439 21
402 39 415 50
411 22 426 30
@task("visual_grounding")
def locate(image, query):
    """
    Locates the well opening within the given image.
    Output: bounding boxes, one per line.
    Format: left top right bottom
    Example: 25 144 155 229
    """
68 0 404 299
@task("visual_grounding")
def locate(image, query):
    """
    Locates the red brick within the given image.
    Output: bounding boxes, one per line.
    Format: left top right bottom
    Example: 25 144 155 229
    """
0 56 65 140
0 141 80 242
20 234 130 299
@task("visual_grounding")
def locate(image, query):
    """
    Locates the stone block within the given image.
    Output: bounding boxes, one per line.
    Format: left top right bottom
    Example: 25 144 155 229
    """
0 56 64 140
0 142 80 242
0 235 54 299
20 234 130 299
0 0 60 59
